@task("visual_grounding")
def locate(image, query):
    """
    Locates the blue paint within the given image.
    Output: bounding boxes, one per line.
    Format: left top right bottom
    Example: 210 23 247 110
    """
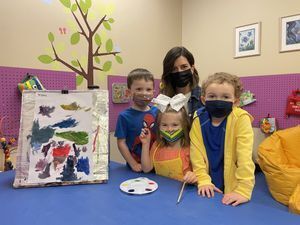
52 118 79 128
29 120 55 150
76 157 90 175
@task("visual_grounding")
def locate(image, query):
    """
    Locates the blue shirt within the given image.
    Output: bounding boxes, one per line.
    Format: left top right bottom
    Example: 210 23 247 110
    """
115 106 158 162
197 108 226 190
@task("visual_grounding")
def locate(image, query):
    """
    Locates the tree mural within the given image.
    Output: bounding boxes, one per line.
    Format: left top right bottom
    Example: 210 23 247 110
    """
38 0 122 87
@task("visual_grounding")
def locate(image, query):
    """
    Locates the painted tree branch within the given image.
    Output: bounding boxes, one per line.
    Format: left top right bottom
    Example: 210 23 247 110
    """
92 15 106 35
71 11 88 40
51 43 86 78
75 0 92 33
94 51 120 57
93 66 103 71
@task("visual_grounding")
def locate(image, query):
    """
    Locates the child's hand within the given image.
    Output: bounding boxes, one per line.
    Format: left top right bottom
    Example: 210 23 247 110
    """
222 192 248 206
130 163 142 172
183 171 198 184
198 184 223 198
139 128 151 145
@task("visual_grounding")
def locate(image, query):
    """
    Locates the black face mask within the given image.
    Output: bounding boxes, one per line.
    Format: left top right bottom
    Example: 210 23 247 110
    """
205 100 233 118
167 69 193 88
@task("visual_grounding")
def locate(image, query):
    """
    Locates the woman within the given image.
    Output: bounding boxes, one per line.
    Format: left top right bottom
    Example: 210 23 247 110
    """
160 46 203 119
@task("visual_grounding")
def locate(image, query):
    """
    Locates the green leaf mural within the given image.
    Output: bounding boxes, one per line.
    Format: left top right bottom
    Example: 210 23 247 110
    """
71 60 79 67
94 56 100 64
70 32 80 45
38 55 54 64
106 39 113 52
102 61 112 72
79 0 88 14
103 21 111 30
60 0 71 8
48 32 54 43
71 3 78 12
108 18 115 23
94 34 101 46
76 75 84 86
38 0 121 87
115 55 123 64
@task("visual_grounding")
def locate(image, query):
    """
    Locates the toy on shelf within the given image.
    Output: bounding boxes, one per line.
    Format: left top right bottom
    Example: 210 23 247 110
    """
240 90 256 107
260 114 277 134
17 73 45 93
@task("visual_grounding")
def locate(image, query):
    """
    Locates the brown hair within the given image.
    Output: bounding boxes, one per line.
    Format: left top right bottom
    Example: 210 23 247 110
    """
127 68 154 89
155 105 190 148
201 72 243 99
160 46 199 97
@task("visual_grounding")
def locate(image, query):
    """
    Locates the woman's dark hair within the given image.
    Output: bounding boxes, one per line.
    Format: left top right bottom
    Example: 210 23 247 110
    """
161 46 199 96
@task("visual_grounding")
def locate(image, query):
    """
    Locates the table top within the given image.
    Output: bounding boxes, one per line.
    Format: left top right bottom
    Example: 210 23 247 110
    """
0 162 299 225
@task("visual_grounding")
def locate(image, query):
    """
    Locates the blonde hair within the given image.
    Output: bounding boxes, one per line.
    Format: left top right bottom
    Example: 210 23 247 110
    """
201 72 243 99
155 105 190 148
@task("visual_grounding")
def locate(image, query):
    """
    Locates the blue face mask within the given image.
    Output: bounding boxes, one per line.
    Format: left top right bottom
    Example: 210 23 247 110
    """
205 100 233 118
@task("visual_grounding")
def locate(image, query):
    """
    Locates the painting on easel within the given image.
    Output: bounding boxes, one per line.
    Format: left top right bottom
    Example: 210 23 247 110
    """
13 90 109 188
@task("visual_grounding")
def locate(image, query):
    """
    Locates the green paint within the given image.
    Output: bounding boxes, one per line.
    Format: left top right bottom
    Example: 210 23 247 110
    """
55 131 88 145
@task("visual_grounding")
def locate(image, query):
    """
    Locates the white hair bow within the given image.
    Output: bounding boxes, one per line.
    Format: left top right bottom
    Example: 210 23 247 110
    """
151 93 187 112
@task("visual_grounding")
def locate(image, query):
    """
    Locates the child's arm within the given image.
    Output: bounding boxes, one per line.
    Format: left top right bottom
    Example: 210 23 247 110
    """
117 138 142 172
182 148 198 184
221 114 255 206
140 128 153 173
190 119 212 181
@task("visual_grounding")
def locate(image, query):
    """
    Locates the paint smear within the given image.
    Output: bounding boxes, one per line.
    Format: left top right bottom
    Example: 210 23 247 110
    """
55 131 88 145
76 157 90 175
29 120 55 150
60 102 82 111
39 105 55 117
52 144 71 157
52 118 79 128
58 156 78 181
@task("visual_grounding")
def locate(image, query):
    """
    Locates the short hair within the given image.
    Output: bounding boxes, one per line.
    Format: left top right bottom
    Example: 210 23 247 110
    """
127 68 154 89
161 46 199 97
155 105 190 148
201 72 243 99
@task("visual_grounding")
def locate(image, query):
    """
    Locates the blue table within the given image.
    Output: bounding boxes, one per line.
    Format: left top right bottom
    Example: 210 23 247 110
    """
0 162 299 225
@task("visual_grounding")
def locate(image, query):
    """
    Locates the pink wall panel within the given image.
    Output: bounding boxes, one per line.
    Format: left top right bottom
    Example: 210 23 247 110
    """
0 66 76 139
240 73 300 129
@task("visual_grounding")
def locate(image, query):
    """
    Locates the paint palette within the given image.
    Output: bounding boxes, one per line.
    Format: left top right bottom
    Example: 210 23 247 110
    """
120 177 158 195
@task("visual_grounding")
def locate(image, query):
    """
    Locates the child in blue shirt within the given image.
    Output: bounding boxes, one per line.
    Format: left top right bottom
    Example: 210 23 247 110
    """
115 68 158 172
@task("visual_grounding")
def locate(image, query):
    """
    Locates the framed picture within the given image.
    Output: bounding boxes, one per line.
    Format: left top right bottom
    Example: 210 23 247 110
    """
280 14 300 52
234 22 261 58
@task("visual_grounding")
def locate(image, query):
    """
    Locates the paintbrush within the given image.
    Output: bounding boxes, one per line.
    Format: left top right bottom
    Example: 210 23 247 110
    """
176 181 187 205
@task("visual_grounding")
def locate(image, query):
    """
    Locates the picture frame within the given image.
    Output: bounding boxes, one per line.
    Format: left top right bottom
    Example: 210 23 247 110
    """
234 22 261 58
280 14 300 52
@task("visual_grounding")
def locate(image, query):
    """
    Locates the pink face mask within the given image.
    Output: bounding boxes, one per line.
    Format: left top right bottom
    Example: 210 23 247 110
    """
133 93 153 107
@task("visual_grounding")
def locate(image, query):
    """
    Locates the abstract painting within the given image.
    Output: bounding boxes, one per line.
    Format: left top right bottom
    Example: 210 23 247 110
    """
14 90 109 188
280 14 300 52
234 22 261 58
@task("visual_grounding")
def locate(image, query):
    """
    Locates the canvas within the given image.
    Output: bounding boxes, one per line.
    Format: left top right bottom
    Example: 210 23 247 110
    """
13 90 109 188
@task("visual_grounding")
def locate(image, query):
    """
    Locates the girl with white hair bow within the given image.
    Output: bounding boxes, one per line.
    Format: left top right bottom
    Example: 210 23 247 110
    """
139 93 197 183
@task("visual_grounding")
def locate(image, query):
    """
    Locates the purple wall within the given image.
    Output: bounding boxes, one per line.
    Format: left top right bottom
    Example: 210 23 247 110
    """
240 73 300 129
0 66 76 139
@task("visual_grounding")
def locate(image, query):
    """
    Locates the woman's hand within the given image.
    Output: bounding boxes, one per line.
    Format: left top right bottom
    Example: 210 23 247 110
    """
222 192 248 206
198 184 223 198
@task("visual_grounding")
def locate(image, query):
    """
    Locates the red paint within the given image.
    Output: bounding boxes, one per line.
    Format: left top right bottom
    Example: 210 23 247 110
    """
52 144 71 157
148 182 155 185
